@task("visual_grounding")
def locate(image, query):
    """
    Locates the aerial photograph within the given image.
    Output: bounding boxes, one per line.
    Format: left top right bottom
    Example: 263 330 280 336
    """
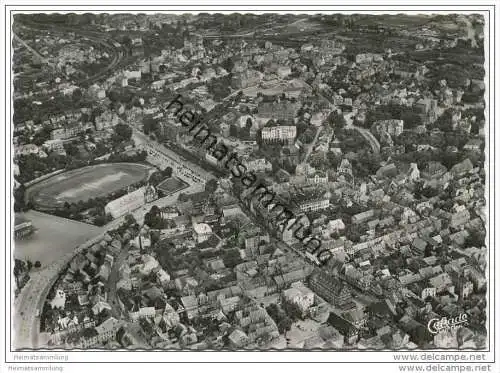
11 12 487 351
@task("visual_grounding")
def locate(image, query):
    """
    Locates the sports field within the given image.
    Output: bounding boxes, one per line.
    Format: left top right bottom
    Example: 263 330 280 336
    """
157 176 189 196
27 163 155 209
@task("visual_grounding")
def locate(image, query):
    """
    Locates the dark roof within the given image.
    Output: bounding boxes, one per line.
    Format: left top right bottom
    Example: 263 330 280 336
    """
367 301 394 317
309 270 347 296
327 312 358 337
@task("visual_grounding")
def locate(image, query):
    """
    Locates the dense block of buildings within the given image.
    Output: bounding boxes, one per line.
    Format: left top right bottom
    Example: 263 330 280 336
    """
261 126 297 144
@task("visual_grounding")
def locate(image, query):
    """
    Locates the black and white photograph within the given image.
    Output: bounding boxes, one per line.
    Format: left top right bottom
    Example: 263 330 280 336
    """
1 2 498 373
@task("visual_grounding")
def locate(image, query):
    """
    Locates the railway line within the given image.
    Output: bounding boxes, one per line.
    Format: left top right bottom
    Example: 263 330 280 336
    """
15 20 130 87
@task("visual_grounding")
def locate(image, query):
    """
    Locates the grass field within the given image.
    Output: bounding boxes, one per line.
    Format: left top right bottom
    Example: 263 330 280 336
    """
157 176 189 196
27 163 155 209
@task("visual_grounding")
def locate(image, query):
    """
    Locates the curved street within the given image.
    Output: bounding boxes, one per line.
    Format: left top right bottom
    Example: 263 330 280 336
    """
320 91 381 154
349 124 381 154
14 129 208 349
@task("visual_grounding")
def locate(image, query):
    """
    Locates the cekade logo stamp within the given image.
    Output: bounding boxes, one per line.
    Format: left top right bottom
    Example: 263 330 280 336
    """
427 314 469 334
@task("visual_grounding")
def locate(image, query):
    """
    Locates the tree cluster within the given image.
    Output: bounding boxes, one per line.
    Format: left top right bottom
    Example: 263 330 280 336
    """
266 303 293 334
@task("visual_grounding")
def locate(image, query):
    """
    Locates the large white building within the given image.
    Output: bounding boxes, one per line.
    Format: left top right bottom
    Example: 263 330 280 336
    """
104 185 157 218
261 126 297 144
283 283 314 315
245 158 273 173
43 139 66 155
193 222 212 243
298 198 330 213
